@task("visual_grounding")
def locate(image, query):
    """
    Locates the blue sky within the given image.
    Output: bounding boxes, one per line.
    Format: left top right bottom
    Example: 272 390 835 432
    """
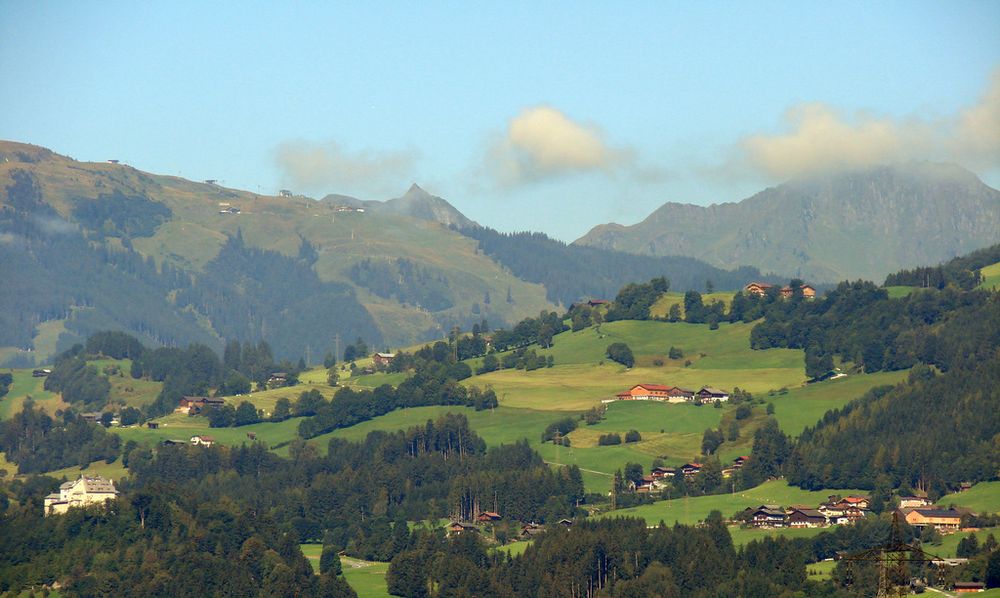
2 1 998 241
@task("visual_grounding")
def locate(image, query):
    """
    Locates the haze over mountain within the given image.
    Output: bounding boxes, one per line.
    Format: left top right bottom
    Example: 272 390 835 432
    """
575 163 1000 283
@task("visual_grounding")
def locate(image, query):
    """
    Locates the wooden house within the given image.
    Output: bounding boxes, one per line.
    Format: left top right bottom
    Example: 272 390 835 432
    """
615 384 673 401
744 282 774 297
476 511 501 523
787 508 827 528
696 386 730 402
373 352 397 368
900 507 962 531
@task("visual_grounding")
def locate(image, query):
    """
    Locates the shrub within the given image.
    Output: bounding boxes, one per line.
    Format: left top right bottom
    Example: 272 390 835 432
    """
624 430 641 443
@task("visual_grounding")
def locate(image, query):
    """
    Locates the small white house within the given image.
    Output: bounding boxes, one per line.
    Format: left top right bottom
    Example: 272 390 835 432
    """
190 435 215 447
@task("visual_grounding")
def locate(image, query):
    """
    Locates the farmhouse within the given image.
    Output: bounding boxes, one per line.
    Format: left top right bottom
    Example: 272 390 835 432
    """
680 463 703 477
177 396 225 415
266 372 288 388
744 282 774 296
650 466 676 479
446 521 479 536
900 507 962 531
732 456 750 469
373 352 397 368
44 475 119 516
696 386 730 402
748 505 786 528
787 508 827 528
784 284 816 299
615 384 673 401
744 281 816 299
476 511 502 523
952 581 985 593
898 496 933 509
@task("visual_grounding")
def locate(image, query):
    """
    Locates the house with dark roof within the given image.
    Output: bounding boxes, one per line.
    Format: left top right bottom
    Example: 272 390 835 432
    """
697 387 730 402
787 508 827 528
748 505 786 528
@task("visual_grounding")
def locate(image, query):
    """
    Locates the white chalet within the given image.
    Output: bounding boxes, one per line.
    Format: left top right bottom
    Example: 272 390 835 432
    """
44 475 119 516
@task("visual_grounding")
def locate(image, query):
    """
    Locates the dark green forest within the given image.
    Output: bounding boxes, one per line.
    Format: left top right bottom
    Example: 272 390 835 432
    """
458 226 772 306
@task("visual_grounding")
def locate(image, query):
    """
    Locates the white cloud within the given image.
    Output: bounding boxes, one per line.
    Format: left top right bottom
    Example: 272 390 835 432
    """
273 140 418 197
736 66 1000 179
486 106 636 185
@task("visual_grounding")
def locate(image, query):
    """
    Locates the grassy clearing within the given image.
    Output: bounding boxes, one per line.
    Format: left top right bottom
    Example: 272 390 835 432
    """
301 543 323 572
341 561 391 598
34 457 129 482
729 525 829 547
767 370 908 437
89 359 163 409
923 526 1000 558
494 541 533 557
113 415 303 448
804 559 837 581
885 286 919 299
471 320 805 412
649 292 735 319
979 261 1000 290
940 481 1000 515
594 480 863 526
0 369 65 420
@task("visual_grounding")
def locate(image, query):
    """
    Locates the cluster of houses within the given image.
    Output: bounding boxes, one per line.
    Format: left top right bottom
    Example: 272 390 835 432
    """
635 456 751 492
744 281 817 299
175 396 226 416
445 516 574 539
740 494 966 532
44 475 119 516
611 384 731 404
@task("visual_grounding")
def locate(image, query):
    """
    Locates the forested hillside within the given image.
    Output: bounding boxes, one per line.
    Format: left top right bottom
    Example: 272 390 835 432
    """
458 226 769 306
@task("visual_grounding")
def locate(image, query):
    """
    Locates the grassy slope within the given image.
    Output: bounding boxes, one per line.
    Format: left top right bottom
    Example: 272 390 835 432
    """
0 146 554 357
979 261 1000 290
767 370 908 437
0 369 65 420
594 479 863 525
940 481 1000 515
113 414 303 448
649 291 735 319
469 320 805 411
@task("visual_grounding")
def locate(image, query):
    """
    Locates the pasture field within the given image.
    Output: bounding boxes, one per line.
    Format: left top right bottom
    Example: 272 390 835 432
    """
728 525 828 547
594 480 863 526
940 481 1000 514
766 370 908 436
36 457 129 482
471 320 806 411
341 560 391 598
0 369 65 420
494 541 533 557
113 414 303 448
649 292 735 319
923 526 1000 558
805 559 837 582
300 543 323 572
88 359 163 408
979 261 1000 290
884 286 918 299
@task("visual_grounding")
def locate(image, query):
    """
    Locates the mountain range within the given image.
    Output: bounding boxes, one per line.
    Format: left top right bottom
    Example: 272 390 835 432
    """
2 140 998 366
575 162 1000 282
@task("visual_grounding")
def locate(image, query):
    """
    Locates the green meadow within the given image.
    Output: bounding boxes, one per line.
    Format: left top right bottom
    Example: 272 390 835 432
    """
940 481 1000 515
766 370 908 436
594 479 862 526
0 369 64 420
113 413 303 448
979 261 1000 290
649 292 736 319
341 560 391 598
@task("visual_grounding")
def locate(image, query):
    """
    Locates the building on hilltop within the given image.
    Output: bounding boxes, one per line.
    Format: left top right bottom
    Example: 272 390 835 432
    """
44 475 119 516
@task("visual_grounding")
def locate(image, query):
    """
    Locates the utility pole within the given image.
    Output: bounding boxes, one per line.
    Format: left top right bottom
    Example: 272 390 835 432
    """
334 334 341 362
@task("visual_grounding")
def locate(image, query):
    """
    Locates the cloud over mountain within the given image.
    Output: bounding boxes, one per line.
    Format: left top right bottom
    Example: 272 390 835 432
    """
736 67 1000 179
274 139 418 197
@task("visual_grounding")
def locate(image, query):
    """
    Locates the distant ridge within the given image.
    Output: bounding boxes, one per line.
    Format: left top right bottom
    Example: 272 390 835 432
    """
321 183 478 229
575 163 1000 283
